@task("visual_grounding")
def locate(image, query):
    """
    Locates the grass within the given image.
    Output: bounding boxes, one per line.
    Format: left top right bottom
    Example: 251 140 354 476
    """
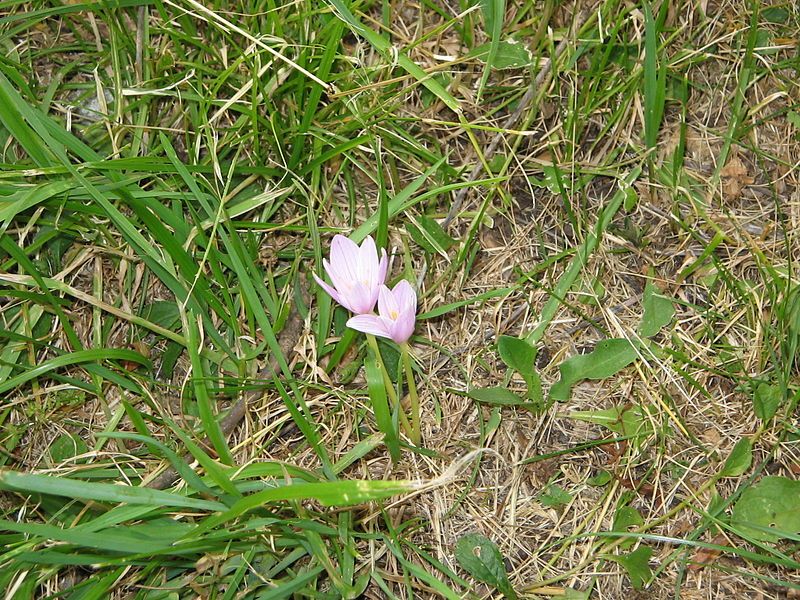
1 0 799 597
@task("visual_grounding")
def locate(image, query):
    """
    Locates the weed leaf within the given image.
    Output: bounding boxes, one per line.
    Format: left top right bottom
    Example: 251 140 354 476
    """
469 40 532 69
539 485 572 508
455 533 517 599
497 336 537 377
752 383 782 422
731 476 800 542
467 386 534 410
550 339 638 402
563 405 653 441
720 438 752 478
606 546 652 590
639 282 674 338
406 215 456 256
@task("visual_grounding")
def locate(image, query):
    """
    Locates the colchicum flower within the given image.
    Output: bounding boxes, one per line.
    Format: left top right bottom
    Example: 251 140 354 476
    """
347 280 417 344
314 234 388 315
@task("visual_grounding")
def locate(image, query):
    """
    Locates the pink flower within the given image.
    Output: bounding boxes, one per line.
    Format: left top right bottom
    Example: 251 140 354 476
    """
347 280 417 344
314 234 388 315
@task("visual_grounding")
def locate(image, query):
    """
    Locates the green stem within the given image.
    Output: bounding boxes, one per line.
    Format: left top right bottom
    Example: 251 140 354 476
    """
401 343 421 446
366 335 412 438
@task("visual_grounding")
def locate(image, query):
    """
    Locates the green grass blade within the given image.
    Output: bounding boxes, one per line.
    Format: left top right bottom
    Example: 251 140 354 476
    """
183 479 417 540
643 1 666 151
326 0 460 112
365 352 400 463
0 349 150 396
525 166 642 344
183 309 234 465
0 470 226 511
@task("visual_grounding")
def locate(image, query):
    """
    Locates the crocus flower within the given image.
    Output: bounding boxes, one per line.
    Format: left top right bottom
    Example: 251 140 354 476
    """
347 280 417 344
314 234 388 315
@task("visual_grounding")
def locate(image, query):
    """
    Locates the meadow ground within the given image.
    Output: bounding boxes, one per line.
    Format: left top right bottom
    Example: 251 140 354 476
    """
1 0 799 598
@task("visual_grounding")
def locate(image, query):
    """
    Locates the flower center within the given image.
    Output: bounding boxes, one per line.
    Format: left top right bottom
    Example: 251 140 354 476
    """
389 310 398 320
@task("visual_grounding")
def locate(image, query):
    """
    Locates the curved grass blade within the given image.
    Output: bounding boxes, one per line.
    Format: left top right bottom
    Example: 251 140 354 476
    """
326 0 460 112
184 479 417 540
0 349 150 396
0 470 226 511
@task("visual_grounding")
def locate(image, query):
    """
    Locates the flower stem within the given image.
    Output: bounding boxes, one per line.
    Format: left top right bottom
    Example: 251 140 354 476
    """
401 343 421 446
366 334 413 438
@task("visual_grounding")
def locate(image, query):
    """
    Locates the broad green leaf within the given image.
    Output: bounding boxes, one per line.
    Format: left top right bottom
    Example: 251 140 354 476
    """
497 336 537 377
48 434 88 464
787 111 800 130
406 215 456 257
563 405 654 442
455 533 517 599
550 339 638 402
753 383 782 422
606 546 652 590
720 437 752 478
762 6 789 23
539 485 572 508
639 282 674 337
469 40 532 69
613 506 644 532
140 300 181 330
612 505 644 549
587 471 612 486
467 387 535 410
731 476 800 542
754 29 778 56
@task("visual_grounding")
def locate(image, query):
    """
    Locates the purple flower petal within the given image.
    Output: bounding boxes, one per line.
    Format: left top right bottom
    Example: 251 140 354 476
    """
388 312 415 344
357 236 378 284
313 273 344 307
329 235 360 282
347 314 391 339
392 280 416 313
314 234 386 315
371 280 417 344
347 281 378 315
377 284 398 319
377 249 388 286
